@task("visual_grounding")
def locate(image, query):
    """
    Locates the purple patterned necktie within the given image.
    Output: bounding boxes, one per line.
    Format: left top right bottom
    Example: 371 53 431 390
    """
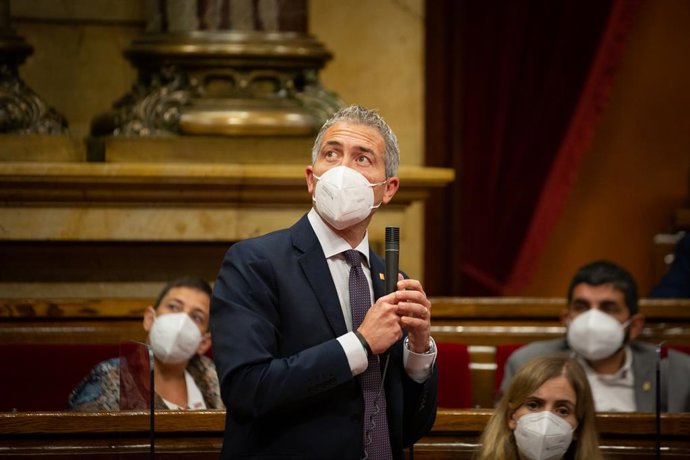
343 249 393 460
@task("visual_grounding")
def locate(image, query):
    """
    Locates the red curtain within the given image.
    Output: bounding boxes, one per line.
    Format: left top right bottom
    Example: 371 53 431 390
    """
425 0 639 295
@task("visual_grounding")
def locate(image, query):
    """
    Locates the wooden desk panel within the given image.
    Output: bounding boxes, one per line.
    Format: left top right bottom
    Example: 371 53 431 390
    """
1 410 688 459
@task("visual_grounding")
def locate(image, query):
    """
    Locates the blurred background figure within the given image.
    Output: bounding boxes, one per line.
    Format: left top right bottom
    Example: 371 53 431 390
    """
68 277 223 411
476 354 602 460
650 232 690 298
501 260 690 412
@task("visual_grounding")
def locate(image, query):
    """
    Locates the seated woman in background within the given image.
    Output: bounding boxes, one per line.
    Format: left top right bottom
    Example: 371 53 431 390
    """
475 354 602 460
68 277 224 411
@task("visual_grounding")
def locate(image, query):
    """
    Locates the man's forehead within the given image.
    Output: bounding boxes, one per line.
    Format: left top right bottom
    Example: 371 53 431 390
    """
320 122 384 150
571 282 626 303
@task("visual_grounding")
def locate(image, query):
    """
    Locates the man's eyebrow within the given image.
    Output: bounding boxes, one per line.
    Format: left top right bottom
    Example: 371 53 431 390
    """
322 140 375 155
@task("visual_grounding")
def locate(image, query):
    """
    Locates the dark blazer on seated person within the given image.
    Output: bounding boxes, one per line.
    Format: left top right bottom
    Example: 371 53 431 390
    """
211 214 438 460
500 338 690 413
650 232 690 298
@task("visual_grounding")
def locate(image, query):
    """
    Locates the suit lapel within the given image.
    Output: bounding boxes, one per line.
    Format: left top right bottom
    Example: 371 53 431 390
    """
291 215 348 337
633 345 658 412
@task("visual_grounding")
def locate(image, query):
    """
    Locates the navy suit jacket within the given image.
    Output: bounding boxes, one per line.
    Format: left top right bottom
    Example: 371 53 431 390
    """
211 214 438 459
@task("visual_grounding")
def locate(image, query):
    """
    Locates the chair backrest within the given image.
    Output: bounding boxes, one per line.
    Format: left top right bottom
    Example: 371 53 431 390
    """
0 343 119 411
436 342 472 408
661 343 690 359
494 343 525 394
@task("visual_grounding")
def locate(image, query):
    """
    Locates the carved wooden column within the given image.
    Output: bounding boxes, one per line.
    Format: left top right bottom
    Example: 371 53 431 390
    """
92 0 341 137
0 0 67 134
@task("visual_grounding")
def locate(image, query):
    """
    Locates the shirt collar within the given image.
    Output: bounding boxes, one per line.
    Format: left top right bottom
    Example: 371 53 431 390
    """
307 208 370 266
580 345 634 383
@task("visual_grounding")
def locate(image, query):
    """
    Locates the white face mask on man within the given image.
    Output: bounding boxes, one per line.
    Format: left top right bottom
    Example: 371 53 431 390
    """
566 308 631 361
312 165 386 230
148 312 203 364
513 411 575 460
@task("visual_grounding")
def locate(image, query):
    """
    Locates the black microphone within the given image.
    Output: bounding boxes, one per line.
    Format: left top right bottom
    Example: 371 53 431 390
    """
385 227 399 294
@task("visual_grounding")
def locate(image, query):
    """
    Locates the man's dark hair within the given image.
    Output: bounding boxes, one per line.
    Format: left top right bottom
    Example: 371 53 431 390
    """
154 276 212 309
567 260 639 315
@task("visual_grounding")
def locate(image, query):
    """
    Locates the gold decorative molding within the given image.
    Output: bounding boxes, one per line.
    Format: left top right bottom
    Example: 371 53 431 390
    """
0 162 455 206
92 0 342 137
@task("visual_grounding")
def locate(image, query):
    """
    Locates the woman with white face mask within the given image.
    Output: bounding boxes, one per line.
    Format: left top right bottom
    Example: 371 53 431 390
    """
68 277 224 411
475 354 602 460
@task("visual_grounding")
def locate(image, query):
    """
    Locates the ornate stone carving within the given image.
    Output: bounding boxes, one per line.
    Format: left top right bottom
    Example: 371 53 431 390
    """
0 35 68 135
93 0 342 137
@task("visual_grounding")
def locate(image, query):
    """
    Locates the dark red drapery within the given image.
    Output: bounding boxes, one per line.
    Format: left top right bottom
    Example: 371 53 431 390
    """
424 0 638 295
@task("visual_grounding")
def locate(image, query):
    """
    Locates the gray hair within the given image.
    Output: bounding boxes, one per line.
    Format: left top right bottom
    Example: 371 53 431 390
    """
311 105 400 177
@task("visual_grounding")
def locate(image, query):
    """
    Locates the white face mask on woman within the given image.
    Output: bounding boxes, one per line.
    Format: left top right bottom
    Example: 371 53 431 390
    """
148 312 203 364
513 411 574 460
566 308 631 361
312 165 386 230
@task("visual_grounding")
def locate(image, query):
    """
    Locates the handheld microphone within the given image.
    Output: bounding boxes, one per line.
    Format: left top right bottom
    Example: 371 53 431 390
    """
385 227 399 294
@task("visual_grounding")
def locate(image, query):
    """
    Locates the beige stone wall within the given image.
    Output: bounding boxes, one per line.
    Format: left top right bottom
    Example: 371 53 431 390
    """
4 0 430 296
11 0 425 165
11 0 144 138
310 0 425 166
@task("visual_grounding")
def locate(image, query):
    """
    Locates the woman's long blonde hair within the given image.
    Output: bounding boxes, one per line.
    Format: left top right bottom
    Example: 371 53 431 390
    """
474 353 602 460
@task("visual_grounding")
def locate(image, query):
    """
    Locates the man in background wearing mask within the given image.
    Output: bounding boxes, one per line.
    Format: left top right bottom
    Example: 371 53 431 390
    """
500 260 690 412
211 105 438 460
68 277 224 411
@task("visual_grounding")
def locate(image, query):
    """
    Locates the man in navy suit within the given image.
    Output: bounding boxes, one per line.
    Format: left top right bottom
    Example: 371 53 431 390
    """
211 105 439 459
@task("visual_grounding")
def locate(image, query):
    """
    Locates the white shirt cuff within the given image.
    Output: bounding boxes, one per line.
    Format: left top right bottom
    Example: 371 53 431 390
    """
403 336 437 383
337 332 369 376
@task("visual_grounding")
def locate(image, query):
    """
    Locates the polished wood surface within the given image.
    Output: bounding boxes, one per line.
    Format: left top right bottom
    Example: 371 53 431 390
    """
1 410 688 459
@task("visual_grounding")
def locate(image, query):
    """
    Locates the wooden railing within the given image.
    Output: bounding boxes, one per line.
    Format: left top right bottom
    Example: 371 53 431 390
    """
1 410 688 459
2 297 690 408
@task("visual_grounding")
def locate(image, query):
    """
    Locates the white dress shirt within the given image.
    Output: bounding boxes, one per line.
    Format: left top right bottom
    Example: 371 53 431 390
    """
160 369 207 410
580 346 636 412
307 209 436 383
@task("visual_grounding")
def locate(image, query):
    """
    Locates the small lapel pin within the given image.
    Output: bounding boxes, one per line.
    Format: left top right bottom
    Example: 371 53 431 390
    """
642 381 651 392
379 273 385 280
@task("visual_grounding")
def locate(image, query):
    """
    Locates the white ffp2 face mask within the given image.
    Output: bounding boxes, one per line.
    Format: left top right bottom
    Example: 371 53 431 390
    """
513 411 574 460
149 312 203 364
312 165 386 230
567 308 631 361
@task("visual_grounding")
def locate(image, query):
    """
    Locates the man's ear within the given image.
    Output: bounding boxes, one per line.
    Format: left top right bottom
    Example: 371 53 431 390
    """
381 176 400 205
142 306 155 333
197 333 212 356
559 308 571 326
305 166 315 194
628 313 645 340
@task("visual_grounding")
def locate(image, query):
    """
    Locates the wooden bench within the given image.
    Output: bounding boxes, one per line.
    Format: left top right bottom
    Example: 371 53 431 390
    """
0 410 688 459
431 297 690 407
2 297 690 408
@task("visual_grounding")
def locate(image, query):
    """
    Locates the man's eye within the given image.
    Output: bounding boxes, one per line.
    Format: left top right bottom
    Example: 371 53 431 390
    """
572 304 588 312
